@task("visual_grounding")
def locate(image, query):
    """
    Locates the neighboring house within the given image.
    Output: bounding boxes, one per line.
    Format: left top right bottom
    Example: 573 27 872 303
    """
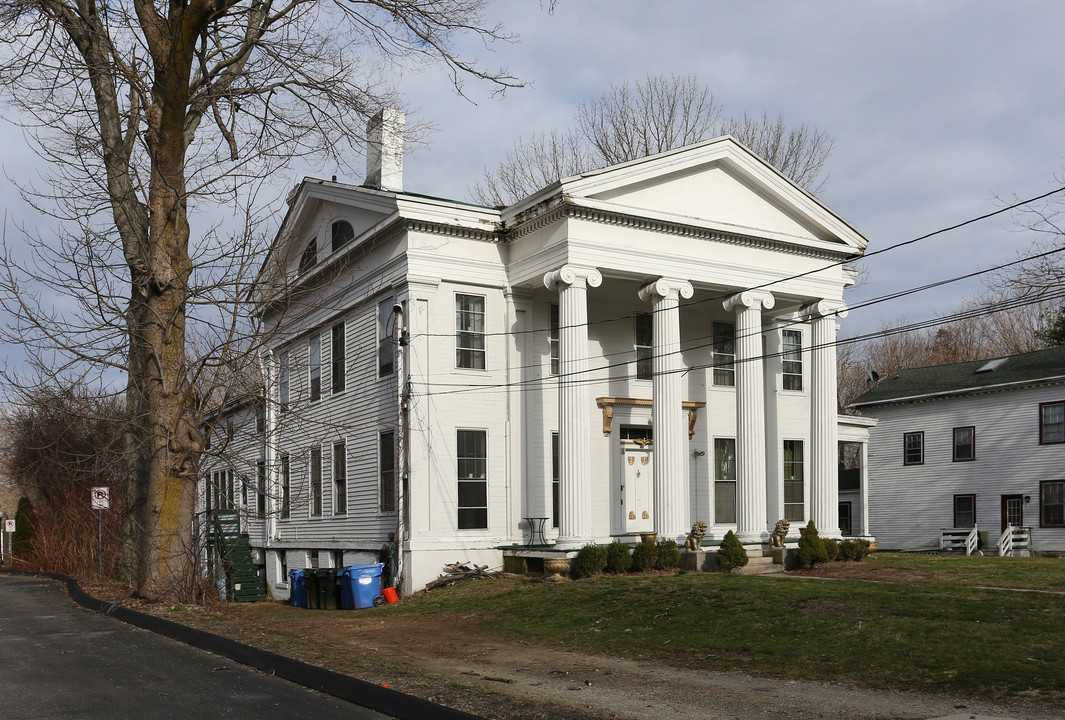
850 346 1065 552
207 109 874 597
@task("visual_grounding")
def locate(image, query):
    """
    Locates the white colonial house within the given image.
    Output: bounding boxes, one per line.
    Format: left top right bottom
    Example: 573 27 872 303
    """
850 345 1065 553
205 109 875 597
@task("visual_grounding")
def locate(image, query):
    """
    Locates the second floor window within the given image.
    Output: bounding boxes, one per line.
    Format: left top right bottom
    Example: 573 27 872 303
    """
331 323 345 394
549 304 560 376
309 335 321 401
379 298 395 376
456 294 486 369
904 432 924 465
712 321 735 386
278 351 289 407
782 329 802 391
953 426 975 461
280 454 290 519
1041 402 1064 444
635 312 653 380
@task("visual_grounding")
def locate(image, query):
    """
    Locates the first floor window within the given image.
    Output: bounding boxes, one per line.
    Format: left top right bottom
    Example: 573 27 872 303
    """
954 494 976 528
277 551 287 584
280 454 290 519
333 442 347 515
782 329 803 391
310 447 322 516
714 438 737 524
1041 481 1065 527
456 294 486 369
838 441 861 491
839 502 853 536
1041 402 1064 444
783 440 804 522
256 460 266 516
904 431 924 465
635 312 653 380
953 426 975 461
552 432 560 528
712 322 735 386
457 429 488 529
379 431 395 512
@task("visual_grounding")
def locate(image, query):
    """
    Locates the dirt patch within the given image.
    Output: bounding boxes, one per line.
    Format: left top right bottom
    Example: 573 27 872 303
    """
77 577 1062 720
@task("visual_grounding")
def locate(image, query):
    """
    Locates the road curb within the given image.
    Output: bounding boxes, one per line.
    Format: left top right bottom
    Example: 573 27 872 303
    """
2 570 483 720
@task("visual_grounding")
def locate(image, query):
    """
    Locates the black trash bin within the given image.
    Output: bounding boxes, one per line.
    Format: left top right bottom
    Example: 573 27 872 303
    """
305 568 339 610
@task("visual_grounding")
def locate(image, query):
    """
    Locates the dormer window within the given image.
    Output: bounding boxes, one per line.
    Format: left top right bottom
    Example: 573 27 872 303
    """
331 220 354 252
298 237 317 273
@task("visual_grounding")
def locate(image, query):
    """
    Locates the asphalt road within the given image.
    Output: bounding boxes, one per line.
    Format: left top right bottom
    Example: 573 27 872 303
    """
0 574 391 720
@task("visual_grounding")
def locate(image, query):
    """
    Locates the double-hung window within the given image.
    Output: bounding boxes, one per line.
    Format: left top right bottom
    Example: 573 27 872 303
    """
456 294 486 369
379 431 395 512
309 447 322 516
549 304 560 376
1041 481 1065 527
308 335 321 402
278 351 290 407
256 459 266 516
378 299 395 376
783 440 804 521
280 454 290 519
551 432 560 528
953 426 975 461
712 322 735 386
782 329 803 391
714 438 737 524
1041 402 1064 444
954 494 976 528
904 431 924 465
635 312 653 380
333 442 346 515
457 429 488 529
331 323 345 394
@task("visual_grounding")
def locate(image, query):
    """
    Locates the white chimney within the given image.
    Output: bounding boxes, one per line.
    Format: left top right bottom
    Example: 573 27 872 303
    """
365 107 404 192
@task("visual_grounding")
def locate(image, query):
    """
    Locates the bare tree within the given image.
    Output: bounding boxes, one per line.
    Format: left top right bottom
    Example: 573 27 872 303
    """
471 74 835 206
0 0 525 600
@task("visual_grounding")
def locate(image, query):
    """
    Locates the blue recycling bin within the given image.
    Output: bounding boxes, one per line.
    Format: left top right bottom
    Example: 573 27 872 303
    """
288 568 308 608
338 563 384 610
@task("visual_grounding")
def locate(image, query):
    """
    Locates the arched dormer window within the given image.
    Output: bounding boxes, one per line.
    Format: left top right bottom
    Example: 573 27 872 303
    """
298 237 317 273
331 220 354 253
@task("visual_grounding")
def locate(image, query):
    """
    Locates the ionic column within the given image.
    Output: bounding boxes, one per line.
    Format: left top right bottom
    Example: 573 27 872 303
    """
802 300 848 537
723 290 775 543
638 278 694 540
544 265 602 548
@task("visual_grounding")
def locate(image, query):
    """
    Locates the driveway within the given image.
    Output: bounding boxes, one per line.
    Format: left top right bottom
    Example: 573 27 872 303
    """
0 574 390 720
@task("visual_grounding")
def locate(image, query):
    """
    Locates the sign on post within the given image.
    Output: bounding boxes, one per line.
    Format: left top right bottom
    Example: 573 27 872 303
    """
91 487 110 510
4 519 13 533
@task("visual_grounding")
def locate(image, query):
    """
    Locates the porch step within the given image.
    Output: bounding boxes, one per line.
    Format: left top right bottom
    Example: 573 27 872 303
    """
732 554 783 576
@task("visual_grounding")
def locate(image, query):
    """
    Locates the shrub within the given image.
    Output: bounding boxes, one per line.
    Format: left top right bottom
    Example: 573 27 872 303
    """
572 544 608 579
630 541 658 572
655 539 681 570
796 521 829 568
853 538 873 561
824 538 839 562
838 539 857 561
715 530 749 572
604 541 633 574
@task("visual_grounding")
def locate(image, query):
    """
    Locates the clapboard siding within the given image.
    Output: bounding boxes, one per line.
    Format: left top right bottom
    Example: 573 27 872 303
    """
867 382 1065 551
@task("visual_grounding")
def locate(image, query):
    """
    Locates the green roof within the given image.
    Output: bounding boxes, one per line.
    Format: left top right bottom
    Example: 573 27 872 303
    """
849 345 1065 408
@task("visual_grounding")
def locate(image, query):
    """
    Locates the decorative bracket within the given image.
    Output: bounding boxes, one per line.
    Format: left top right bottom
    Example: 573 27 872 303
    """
595 397 707 438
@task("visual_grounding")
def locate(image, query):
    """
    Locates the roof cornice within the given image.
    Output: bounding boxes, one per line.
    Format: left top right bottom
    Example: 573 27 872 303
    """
850 374 1065 409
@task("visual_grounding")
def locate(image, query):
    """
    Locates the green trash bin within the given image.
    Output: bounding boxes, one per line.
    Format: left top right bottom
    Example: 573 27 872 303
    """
305 568 339 610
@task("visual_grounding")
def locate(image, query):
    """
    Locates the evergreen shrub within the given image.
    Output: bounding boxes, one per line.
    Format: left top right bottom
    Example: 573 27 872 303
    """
572 544 608 579
796 520 829 568
604 541 633 574
838 539 857 561
715 530 749 572
824 538 839 562
655 539 681 570
630 541 658 572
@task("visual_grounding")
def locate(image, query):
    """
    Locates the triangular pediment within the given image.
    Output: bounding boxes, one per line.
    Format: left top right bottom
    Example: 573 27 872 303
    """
555 136 867 252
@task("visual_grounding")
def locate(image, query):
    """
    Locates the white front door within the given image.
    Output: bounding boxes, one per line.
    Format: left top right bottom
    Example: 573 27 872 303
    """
621 445 653 533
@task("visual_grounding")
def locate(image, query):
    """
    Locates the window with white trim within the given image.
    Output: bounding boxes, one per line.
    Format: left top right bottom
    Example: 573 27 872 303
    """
278 351 290 407
298 237 317 273
331 322 345 394
549 304 560 376
712 322 735 386
331 220 354 253
457 429 488 529
904 432 924 465
635 312 653 380
782 329 803 391
714 438 736 524
309 446 322 516
1041 481 1065 527
1040 402 1064 444
333 442 347 515
551 432 560 528
308 334 321 401
379 431 395 512
280 454 290 519
783 440 804 522
456 294 486 369
953 426 975 461
379 298 395 377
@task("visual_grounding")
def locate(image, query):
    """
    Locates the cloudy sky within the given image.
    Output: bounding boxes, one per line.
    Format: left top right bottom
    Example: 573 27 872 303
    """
1 0 1063 371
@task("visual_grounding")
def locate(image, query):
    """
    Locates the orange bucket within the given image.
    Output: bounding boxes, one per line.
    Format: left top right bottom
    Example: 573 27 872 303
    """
382 586 399 604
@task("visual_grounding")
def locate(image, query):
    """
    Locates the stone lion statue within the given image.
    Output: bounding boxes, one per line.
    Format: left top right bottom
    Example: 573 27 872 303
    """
769 519 790 548
685 521 708 551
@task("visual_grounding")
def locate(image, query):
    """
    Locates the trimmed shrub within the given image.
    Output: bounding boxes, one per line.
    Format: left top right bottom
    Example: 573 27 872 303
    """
824 538 840 562
630 541 658 572
796 520 829 568
853 538 873 561
838 539 857 561
572 544 608 579
604 541 633 574
655 539 681 570
715 530 749 572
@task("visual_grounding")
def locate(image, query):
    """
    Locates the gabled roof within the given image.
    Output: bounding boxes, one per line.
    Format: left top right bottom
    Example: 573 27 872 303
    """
850 346 1065 408
503 135 868 256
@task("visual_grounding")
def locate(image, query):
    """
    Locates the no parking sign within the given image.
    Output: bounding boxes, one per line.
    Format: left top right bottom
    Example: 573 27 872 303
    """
91 487 110 510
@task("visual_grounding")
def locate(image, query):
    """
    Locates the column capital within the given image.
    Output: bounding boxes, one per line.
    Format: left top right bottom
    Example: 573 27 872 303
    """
638 277 694 303
723 290 775 313
801 299 848 320
543 265 603 291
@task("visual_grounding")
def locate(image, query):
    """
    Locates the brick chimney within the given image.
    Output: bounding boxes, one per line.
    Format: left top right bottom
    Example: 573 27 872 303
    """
365 107 404 192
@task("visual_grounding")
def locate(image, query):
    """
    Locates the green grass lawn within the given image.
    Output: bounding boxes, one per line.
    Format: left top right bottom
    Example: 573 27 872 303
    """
395 555 1065 704
800 551 1065 590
